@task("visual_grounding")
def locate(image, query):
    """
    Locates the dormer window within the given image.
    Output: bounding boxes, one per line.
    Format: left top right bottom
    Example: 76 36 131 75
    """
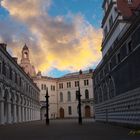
109 15 113 29
104 0 109 12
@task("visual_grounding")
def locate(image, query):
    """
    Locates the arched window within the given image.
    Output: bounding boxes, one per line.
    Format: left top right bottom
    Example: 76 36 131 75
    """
103 82 108 101
67 91 71 101
85 89 89 99
108 76 115 99
99 86 103 103
94 88 98 104
60 92 63 102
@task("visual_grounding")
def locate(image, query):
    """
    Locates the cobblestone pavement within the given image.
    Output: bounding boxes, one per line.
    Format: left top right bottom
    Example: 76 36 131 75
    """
0 119 139 140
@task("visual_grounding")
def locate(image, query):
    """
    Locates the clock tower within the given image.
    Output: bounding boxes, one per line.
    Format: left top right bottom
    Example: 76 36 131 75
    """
20 44 36 77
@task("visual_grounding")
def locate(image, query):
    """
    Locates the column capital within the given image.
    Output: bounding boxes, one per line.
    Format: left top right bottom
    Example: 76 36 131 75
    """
0 98 4 102
7 99 12 104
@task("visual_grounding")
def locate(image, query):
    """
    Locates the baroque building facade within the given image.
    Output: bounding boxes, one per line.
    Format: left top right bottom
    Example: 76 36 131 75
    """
19 45 95 120
34 70 94 119
0 43 40 125
94 0 140 126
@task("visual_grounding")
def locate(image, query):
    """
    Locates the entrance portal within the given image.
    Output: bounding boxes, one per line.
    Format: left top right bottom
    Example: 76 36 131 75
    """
59 108 64 118
85 106 91 118
40 106 46 120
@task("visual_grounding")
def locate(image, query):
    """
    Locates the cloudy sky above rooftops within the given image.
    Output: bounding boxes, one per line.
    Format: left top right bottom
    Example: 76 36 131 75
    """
0 0 103 77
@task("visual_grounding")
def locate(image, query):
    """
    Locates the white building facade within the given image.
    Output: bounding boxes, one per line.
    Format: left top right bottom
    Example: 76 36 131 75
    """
0 43 40 125
34 70 94 119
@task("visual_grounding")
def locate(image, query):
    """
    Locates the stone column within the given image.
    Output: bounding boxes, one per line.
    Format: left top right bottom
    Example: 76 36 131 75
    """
31 108 33 121
7 101 12 124
22 106 25 122
13 103 17 123
0 100 4 125
29 108 31 121
18 105 21 123
24 107 26 122
26 107 28 121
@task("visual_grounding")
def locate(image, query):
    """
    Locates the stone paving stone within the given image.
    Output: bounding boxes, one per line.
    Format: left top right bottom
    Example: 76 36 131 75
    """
0 119 139 140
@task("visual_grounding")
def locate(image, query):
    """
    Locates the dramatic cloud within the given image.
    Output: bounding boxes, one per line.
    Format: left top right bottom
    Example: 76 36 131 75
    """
1 0 102 73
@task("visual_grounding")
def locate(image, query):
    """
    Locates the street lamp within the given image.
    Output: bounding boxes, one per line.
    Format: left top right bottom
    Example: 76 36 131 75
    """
45 87 49 125
77 82 82 125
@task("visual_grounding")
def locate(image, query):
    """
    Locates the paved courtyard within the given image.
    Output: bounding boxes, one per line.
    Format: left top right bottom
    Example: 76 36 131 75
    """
0 119 139 140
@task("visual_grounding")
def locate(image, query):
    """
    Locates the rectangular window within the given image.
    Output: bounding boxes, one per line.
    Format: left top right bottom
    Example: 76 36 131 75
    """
67 82 71 88
44 84 46 90
51 85 55 91
104 26 108 37
76 91 79 100
41 84 44 90
68 106 72 115
84 80 89 86
75 81 79 87
117 53 121 63
109 62 112 71
59 83 63 89
128 41 132 53
109 15 113 29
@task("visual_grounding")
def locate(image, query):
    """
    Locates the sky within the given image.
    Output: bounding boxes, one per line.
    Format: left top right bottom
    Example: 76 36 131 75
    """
0 0 103 77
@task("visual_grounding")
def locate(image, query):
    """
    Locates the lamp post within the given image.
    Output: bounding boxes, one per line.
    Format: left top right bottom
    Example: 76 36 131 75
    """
45 88 49 125
77 85 82 124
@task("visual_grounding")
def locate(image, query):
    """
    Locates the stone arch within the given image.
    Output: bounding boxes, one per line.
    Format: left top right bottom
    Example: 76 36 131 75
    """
94 87 98 104
108 76 116 99
40 106 46 120
10 91 16 123
15 94 20 104
99 86 103 103
23 97 26 106
20 95 23 105
4 88 11 101
103 82 108 101
3 88 10 123
16 94 20 122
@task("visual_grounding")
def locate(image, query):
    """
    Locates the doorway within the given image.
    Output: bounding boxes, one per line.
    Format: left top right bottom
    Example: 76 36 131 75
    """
85 106 91 118
59 108 64 118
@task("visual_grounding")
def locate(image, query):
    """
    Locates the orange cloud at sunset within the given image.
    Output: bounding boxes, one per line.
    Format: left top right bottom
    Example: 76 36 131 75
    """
1 0 102 74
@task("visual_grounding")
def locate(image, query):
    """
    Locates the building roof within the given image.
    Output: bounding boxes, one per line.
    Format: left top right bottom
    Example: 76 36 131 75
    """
34 69 93 81
63 70 92 78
